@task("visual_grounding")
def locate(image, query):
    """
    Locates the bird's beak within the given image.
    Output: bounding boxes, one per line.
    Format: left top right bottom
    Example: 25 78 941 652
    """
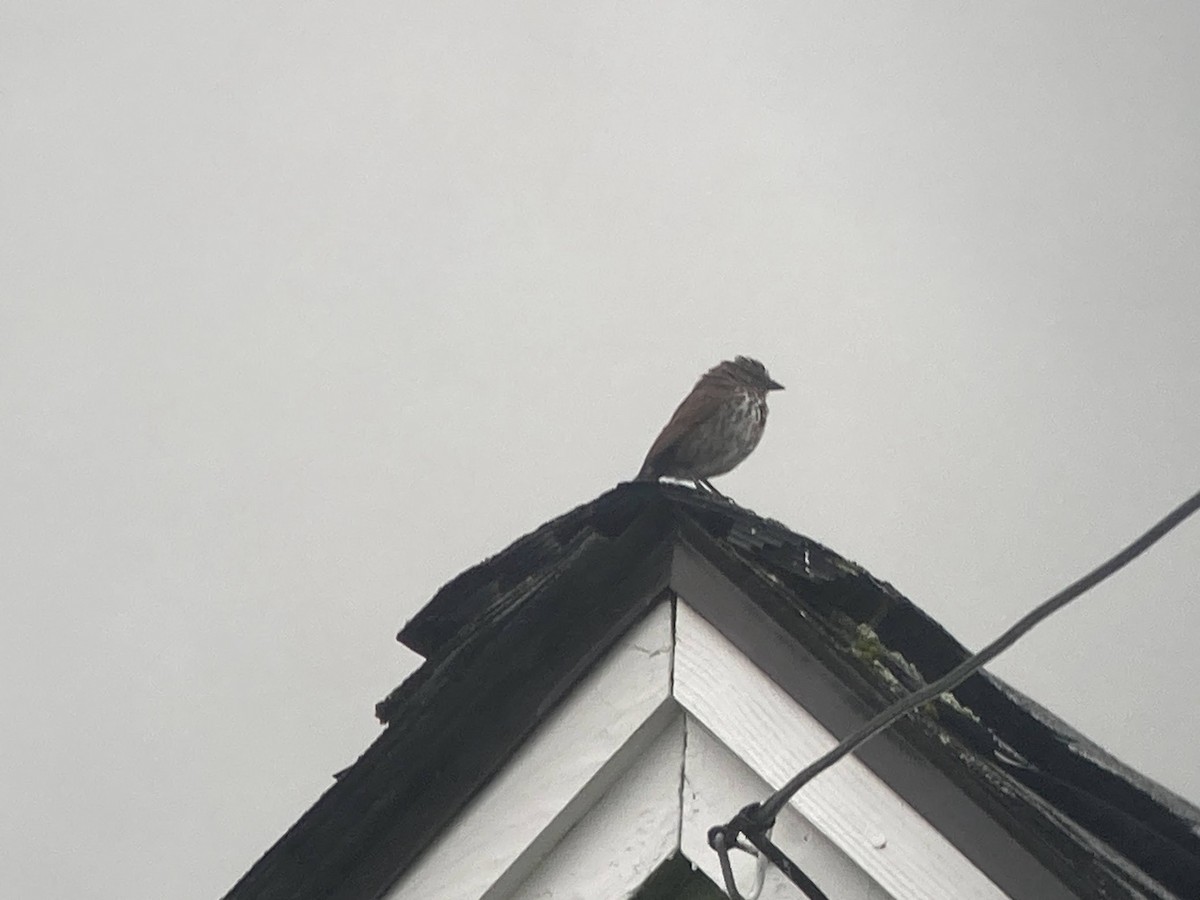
768 379 785 391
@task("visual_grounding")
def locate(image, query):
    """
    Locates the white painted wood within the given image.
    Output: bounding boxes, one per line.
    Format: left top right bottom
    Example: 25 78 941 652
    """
386 602 675 900
674 601 1009 900
682 718 888 900
507 714 686 900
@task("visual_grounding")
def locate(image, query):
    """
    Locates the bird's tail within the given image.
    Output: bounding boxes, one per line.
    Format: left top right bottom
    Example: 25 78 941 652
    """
636 445 674 482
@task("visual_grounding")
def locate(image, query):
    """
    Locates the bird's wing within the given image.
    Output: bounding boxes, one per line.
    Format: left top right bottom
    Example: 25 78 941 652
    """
637 383 727 479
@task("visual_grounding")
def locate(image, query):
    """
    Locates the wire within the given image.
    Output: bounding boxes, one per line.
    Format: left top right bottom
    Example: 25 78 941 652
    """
750 486 1200 825
711 817 829 900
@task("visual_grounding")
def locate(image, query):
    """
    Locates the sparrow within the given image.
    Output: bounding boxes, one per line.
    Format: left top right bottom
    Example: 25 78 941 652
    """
636 356 783 497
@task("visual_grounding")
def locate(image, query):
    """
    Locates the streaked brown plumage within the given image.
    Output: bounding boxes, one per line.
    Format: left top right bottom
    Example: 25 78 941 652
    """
636 356 783 495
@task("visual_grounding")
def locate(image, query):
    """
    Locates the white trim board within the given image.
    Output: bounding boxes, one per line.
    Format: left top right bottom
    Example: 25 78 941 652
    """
675 600 1006 900
385 602 676 900
681 720 887 900
509 715 685 900
387 598 1009 900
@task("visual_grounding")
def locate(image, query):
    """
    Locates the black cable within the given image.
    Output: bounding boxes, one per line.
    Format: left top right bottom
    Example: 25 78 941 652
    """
742 816 832 900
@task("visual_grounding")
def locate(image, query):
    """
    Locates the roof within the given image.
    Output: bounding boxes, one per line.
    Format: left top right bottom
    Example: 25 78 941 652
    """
224 482 1200 900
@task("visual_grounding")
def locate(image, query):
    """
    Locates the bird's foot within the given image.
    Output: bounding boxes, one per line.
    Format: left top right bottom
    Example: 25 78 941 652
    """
695 479 736 504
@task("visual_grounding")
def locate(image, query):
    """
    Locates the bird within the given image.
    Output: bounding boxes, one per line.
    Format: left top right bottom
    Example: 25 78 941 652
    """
636 356 784 498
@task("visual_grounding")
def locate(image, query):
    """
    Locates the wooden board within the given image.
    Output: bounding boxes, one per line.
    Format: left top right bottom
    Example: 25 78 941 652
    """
674 600 1008 900
510 715 685 900
387 601 675 900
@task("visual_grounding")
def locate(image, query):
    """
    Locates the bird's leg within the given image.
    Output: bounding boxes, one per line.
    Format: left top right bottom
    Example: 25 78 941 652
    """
697 478 731 501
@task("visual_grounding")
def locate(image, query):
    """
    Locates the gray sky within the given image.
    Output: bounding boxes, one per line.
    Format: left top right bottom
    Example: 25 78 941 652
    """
3 4 1199 899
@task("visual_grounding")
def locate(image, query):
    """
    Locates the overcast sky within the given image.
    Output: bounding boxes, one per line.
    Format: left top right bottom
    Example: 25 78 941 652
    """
3 4 1199 899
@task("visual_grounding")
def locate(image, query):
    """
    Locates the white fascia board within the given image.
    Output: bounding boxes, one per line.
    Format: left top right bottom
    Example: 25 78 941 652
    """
509 714 686 900
386 601 676 900
682 718 885 900
674 600 1008 900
